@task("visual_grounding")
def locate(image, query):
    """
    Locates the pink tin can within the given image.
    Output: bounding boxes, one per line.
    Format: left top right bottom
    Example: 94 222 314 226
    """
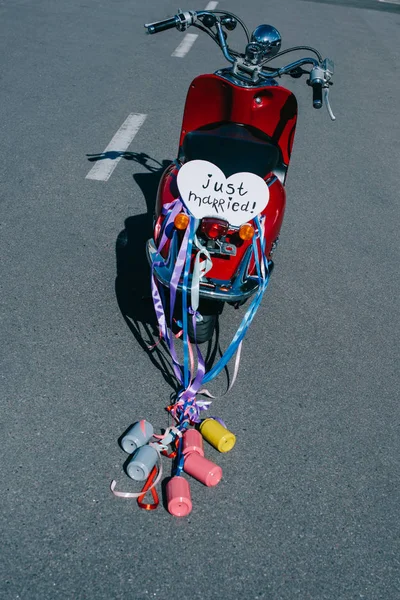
182 429 204 457
166 476 192 517
183 452 222 487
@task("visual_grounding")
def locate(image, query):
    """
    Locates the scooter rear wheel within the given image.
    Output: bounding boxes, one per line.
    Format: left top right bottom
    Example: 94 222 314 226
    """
188 313 217 344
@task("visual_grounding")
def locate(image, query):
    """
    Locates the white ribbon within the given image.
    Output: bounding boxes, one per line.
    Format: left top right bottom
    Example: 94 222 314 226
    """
191 236 213 313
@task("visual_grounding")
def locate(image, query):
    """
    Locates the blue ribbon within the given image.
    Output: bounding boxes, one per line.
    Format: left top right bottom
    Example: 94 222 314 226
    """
203 216 270 384
181 219 196 388
174 437 185 477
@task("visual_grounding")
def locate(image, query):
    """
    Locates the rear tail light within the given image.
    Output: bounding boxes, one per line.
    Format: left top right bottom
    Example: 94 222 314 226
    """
200 218 229 240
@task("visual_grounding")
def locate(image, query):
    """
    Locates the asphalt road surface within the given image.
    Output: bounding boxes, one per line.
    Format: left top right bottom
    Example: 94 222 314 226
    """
1 0 399 598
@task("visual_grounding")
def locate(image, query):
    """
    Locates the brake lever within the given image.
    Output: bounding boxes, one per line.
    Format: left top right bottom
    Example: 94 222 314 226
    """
323 85 336 121
320 58 336 121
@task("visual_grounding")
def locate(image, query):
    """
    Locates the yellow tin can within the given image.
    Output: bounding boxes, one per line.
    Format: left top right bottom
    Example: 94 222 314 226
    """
199 418 236 453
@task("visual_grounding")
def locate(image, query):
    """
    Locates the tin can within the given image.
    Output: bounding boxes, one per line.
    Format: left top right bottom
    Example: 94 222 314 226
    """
182 429 204 457
166 476 192 517
184 452 222 487
199 418 236 453
121 420 154 453
126 445 158 481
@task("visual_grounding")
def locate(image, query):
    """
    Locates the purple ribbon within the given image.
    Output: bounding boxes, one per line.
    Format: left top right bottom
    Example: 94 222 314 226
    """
150 199 212 425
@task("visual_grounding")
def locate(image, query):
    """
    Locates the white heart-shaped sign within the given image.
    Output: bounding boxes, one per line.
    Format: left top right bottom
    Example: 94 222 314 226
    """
177 160 269 227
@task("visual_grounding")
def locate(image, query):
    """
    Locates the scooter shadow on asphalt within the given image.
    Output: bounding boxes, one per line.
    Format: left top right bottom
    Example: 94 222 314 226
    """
87 151 220 390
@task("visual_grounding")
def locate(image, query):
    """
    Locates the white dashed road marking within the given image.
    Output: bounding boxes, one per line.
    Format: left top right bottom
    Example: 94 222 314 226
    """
172 33 199 58
205 1 219 9
86 113 147 181
378 0 400 4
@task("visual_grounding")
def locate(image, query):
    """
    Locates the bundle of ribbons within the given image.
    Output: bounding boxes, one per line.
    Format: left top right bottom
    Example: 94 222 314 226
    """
111 196 271 516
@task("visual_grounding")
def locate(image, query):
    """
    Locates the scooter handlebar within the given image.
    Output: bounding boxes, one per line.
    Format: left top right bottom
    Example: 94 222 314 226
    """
308 60 335 118
312 82 323 109
145 17 178 34
145 11 197 34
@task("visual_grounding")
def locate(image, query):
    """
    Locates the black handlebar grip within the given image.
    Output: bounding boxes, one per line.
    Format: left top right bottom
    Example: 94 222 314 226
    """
147 17 177 34
312 82 323 109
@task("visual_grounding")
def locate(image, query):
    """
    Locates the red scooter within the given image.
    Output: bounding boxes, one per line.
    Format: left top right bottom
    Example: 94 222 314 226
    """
145 9 335 343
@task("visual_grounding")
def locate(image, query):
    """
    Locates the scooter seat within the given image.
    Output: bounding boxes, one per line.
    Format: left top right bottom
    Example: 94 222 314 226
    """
181 122 281 179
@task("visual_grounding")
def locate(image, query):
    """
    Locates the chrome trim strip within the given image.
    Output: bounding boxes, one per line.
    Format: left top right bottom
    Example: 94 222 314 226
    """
214 69 278 88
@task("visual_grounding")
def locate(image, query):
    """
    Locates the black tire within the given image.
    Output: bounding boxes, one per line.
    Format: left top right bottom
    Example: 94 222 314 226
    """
188 313 217 344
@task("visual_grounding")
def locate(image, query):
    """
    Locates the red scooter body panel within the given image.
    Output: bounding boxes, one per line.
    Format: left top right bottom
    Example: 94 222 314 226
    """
155 73 297 283
179 74 298 165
